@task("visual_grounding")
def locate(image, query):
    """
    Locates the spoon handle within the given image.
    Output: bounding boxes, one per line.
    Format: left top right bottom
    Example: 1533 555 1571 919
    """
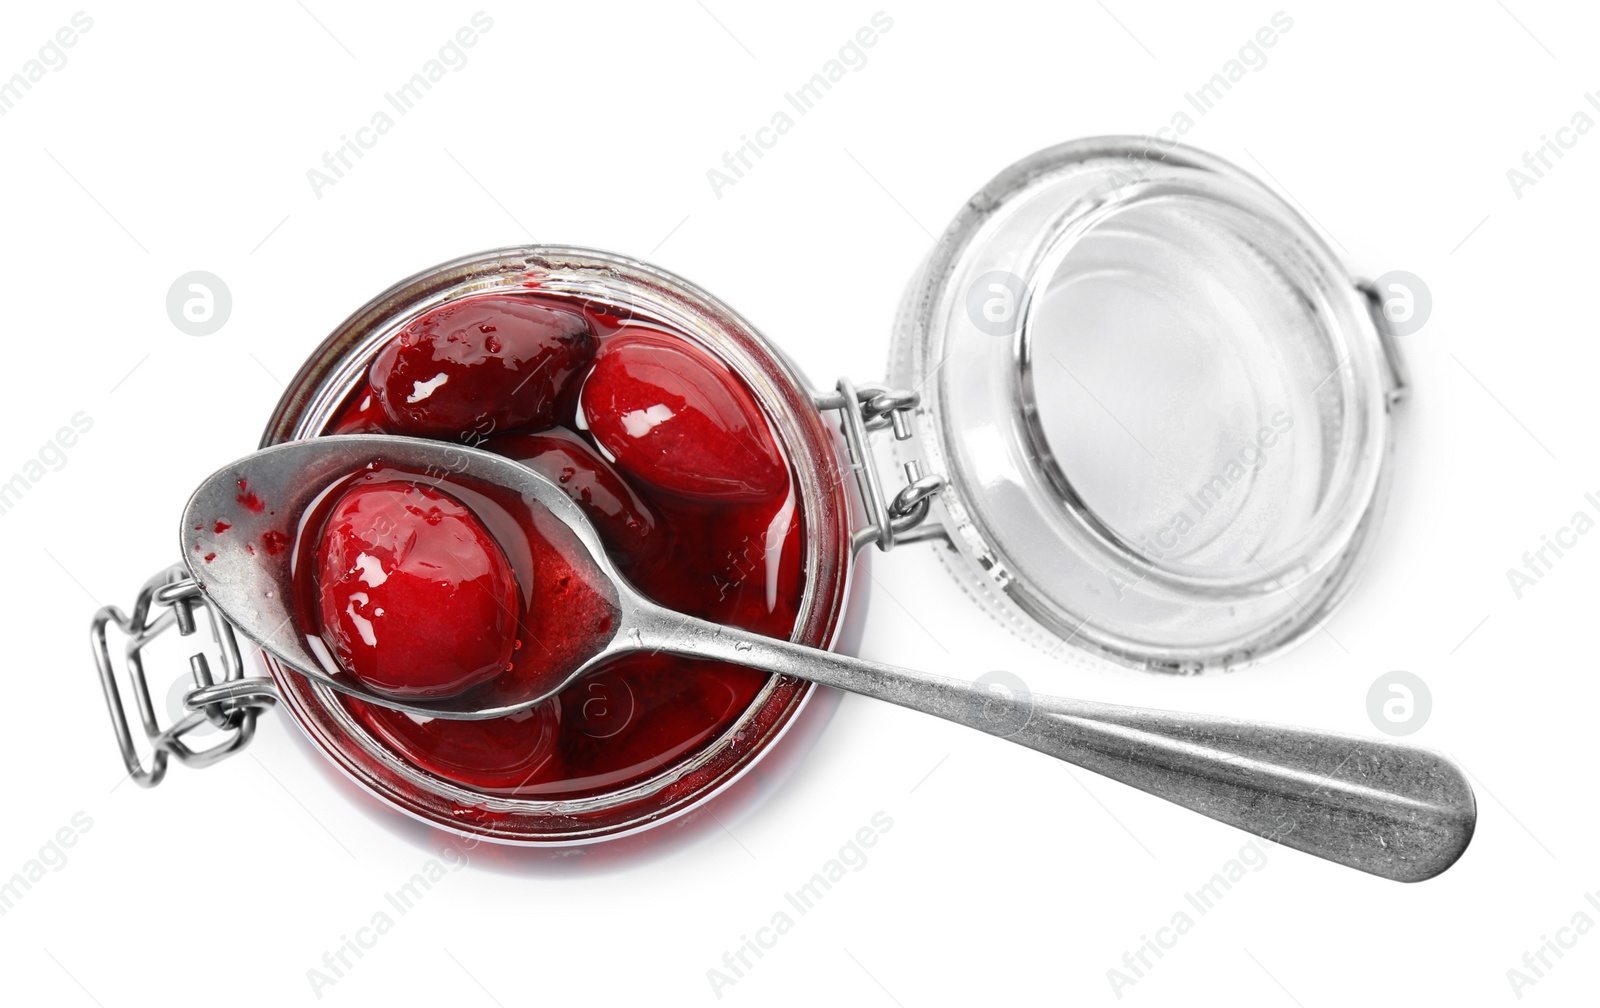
633 612 1475 882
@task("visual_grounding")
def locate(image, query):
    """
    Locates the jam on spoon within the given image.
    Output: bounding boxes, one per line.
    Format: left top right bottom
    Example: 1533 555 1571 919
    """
314 480 518 700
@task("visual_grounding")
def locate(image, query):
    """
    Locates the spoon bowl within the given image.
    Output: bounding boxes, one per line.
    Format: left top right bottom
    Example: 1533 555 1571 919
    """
182 434 650 718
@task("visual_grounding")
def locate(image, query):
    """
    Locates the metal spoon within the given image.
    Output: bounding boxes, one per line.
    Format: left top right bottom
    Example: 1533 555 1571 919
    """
184 434 1475 882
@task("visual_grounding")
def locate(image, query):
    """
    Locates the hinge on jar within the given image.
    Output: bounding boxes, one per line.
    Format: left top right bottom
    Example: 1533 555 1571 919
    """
1357 280 1410 407
814 378 947 554
91 564 278 787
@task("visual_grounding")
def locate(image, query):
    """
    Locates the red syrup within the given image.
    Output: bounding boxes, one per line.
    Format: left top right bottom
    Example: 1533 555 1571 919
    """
316 291 806 800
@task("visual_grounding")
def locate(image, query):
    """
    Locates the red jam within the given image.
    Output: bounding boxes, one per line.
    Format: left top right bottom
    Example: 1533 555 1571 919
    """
484 428 668 577
369 294 595 437
313 481 519 700
579 331 788 502
296 461 623 713
317 291 806 800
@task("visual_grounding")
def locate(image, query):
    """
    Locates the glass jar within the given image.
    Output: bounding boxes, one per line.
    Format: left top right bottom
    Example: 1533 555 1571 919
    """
92 136 1404 846
889 137 1404 672
263 247 862 844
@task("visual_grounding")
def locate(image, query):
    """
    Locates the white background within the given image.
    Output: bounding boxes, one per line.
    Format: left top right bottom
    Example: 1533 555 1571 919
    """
1 1 1596 1004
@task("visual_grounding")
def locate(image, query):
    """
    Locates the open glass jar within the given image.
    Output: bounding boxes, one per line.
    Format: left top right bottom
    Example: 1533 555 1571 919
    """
891 137 1404 671
91 137 1405 846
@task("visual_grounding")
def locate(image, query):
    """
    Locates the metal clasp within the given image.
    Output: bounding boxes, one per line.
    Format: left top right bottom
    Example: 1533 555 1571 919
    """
91 564 278 787
815 378 947 554
1357 280 1411 407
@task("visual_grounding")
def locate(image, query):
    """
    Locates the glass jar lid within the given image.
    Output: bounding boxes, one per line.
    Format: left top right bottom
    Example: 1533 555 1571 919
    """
890 137 1403 673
